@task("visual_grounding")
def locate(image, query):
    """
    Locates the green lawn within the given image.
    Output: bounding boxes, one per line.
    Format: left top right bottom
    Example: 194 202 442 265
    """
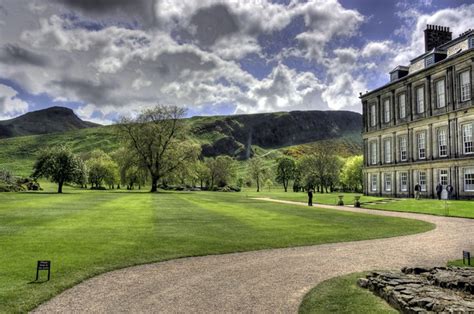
0 186 433 312
299 272 397 314
362 198 474 219
244 189 384 206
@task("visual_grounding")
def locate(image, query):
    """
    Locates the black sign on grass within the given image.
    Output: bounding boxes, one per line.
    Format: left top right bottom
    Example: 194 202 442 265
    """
463 251 471 266
36 261 51 281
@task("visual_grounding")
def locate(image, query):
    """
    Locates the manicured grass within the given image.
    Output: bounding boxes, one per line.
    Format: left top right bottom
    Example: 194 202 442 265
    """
448 259 474 267
362 198 474 219
0 187 432 312
244 189 384 206
299 272 397 314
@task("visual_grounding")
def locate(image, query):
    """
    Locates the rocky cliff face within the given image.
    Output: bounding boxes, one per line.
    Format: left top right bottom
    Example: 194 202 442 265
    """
193 110 362 159
0 106 99 138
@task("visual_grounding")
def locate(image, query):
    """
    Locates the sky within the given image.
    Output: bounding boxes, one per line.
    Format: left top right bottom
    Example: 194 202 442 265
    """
0 0 474 124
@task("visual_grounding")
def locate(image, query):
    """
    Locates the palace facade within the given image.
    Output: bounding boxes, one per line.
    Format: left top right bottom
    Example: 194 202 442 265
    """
361 25 474 199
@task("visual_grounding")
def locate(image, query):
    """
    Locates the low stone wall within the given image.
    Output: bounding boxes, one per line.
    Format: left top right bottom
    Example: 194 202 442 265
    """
358 267 474 313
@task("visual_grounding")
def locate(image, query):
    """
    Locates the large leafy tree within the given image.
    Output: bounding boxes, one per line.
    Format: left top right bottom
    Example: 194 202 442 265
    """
117 105 200 192
85 150 119 189
340 155 363 192
32 145 85 193
297 148 343 193
206 156 236 188
275 157 296 192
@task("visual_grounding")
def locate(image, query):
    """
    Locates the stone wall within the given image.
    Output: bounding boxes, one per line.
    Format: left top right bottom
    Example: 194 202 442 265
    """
358 267 474 313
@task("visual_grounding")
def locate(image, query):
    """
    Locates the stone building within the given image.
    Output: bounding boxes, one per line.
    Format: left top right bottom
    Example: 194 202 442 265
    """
361 25 474 199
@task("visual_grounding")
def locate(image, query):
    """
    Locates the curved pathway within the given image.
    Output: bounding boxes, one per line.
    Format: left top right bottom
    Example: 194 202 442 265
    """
35 199 474 313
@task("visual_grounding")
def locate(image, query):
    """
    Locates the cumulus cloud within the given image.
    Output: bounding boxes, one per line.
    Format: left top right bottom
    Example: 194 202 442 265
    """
0 84 29 119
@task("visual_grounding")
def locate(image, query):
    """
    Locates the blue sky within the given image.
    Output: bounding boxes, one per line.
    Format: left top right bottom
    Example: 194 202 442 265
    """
0 0 474 123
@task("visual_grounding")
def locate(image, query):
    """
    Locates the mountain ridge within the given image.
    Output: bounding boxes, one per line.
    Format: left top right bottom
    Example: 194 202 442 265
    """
0 106 100 138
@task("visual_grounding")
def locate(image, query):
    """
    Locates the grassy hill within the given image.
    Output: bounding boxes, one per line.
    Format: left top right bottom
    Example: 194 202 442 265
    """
0 110 363 177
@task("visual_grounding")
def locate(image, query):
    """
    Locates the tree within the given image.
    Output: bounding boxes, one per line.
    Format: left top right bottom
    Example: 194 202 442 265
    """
195 160 210 189
275 157 296 192
264 178 273 191
297 148 343 193
206 156 236 188
32 145 85 193
248 157 270 192
117 105 199 192
340 155 363 192
85 150 119 189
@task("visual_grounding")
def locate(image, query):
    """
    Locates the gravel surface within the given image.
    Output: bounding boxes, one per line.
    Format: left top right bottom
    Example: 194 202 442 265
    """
34 199 474 313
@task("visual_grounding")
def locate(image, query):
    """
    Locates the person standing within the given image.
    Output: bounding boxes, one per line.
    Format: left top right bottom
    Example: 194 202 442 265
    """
446 184 454 200
436 183 443 200
307 188 314 206
414 183 421 200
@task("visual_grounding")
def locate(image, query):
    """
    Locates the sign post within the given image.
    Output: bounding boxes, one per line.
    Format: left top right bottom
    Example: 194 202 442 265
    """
36 261 51 281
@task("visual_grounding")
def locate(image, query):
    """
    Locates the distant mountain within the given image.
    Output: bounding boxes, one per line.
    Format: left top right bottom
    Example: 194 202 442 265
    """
192 110 362 159
0 106 99 138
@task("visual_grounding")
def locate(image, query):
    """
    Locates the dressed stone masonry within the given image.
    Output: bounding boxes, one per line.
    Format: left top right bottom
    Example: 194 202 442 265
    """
361 24 474 199
358 267 474 313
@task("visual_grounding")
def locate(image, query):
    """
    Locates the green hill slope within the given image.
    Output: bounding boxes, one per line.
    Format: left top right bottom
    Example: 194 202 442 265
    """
0 110 362 177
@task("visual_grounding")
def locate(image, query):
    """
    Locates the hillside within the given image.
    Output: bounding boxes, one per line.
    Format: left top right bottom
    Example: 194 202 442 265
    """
0 109 362 176
0 106 99 138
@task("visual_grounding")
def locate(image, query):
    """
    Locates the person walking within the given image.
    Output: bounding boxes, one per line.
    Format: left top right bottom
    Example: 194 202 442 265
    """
307 188 314 206
436 183 443 200
414 183 421 200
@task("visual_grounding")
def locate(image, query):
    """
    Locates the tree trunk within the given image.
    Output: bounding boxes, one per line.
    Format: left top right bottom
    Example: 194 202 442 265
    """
58 181 63 193
150 177 158 192
284 180 288 192
256 177 260 192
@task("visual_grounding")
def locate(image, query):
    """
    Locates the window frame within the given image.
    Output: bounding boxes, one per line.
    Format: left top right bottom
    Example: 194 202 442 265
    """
417 131 426 160
416 85 425 114
370 104 377 127
383 98 390 123
399 136 407 161
463 123 474 155
419 171 427 192
370 141 377 165
384 138 392 163
437 128 448 157
398 93 406 119
435 78 446 108
459 70 471 102
371 174 377 192
439 169 448 187
384 173 392 192
400 172 408 192
464 168 474 192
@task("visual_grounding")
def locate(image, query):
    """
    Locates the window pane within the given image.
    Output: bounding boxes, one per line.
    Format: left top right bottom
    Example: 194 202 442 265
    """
419 171 427 191
371 142 377 164
400 136 407 161
370 105 376 126
417 132 426 159
438 128 447 157
384 99 390 123
463 124 473 154
384 174 391 192
436 80 445 108
464 168 474 191
416 87 424 113
384 139 391 163
460 71 471 102
399 94 406 118
400 172 408 191
371 174 377 191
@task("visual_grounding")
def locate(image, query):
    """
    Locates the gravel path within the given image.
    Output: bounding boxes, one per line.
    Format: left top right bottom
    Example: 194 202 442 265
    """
34 199 474 313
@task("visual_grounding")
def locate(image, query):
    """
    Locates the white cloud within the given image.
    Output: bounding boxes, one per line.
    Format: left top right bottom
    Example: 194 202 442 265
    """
361 41 392 58
0 84 29 119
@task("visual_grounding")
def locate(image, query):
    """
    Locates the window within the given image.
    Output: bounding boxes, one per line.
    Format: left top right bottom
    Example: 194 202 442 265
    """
384 173 392 192
400 172 408 192
438 128 447 157
419 171 427 192
470 37 474 49
416 86 425 113
384 139 391 163
399 136 407 161
417 132 426 159
435 80 446 108
370 141 377 165
463 123 473 154
464 168 474 191
398 93 406 119
460 70 471 102
370 104 377 126
371 174 377 192
425 54 435 67
439 169 448 186
383 99 390 123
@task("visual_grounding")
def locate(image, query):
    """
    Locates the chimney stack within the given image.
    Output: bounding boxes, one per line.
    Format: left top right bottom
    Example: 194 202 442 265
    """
424 24 452 52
